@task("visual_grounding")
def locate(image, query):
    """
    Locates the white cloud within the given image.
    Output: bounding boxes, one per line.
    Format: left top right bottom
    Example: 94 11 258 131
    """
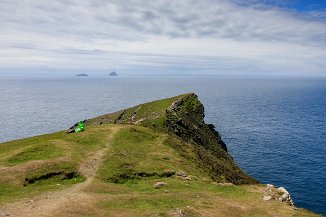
0 0 325 75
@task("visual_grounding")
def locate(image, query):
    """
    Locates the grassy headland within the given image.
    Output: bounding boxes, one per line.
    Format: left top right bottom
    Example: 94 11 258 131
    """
0 93 320 217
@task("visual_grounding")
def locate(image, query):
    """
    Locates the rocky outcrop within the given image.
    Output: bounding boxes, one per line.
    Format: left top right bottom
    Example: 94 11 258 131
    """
164 94 228 153
162 94 257 184
263 184 294 206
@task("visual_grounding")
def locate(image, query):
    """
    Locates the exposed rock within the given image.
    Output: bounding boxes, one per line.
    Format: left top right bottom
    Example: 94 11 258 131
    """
163 169 175 177
176 171 187 177
277 187 294 205
278 187 289 194
114 110 125 124
266 184 274 190
135 118 146 124
263 185 294 206
175 171 193 181
154 182 167 189
263 196 272 201
131 106 142 122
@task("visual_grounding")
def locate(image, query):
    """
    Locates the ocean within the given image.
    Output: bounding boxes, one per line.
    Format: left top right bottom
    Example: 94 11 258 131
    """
0 75 325 215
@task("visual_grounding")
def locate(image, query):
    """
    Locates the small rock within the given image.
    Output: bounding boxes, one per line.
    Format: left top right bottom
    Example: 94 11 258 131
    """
266 184 274 190
263 196 272 201
163 169 175 177
164 190 169 193
176 171 187 177
154 182 167 189
184 177 191 181
278 187 289 194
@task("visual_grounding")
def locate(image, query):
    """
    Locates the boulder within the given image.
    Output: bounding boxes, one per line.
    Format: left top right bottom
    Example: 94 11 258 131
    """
266 184 274 190
277 187 294 206
176 171 187 177
263 196 272 201
278 187 289 194
154 182 167 189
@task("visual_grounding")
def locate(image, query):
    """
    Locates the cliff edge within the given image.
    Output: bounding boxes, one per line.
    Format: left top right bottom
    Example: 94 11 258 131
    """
87 93 257 184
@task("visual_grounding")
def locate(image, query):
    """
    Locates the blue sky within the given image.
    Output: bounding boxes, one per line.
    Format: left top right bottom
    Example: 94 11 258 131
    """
234 0 326 11
0 0 326 76
277 0 326 11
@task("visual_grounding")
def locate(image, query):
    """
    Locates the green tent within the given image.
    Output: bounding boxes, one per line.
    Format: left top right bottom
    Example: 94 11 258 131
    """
75 121 85 132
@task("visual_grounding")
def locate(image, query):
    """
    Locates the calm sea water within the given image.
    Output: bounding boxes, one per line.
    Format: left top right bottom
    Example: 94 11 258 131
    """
0 75 325 215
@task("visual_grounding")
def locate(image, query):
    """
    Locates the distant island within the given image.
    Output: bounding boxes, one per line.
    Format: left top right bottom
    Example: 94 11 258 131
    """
76 73 88 77
109 71 118 76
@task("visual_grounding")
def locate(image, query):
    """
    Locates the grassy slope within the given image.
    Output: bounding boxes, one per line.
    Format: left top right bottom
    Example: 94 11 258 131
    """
87 93 257 184
0 124 320 216
0 93 321 216
0 125 113 203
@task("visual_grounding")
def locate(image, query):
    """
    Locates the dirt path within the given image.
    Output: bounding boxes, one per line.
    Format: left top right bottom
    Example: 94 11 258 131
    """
0 127 123 217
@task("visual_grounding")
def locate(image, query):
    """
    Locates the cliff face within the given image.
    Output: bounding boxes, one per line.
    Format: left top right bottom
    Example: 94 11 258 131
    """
87 93 257 184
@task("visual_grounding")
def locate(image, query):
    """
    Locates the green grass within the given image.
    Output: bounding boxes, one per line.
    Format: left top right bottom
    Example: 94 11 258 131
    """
104 195 187 210
0 123 321 216
0 181 81 204
91 125 270 216
0 125 112 166
6 142 62 165
0 125 113 203
86 93 191 128
0 93 322 216
98 126 210 185
0 131 64 158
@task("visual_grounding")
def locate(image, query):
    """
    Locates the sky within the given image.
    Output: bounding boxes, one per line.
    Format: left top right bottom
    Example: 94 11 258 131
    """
1 0 326 76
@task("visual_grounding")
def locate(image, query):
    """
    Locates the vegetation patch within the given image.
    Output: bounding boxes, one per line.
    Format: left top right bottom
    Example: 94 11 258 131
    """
103 194 187 211
98 126 209 187
23 161 84 186
107 171 175 184
87 93 257 185
6 142 62 165
24 171 81 186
